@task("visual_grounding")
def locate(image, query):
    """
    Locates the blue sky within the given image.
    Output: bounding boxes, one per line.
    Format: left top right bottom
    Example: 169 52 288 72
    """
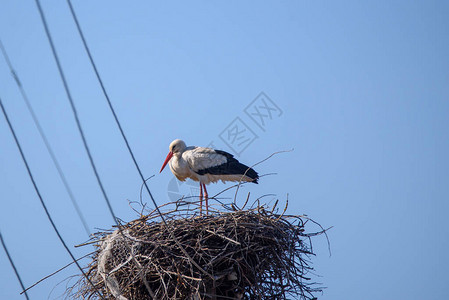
1 1 448 299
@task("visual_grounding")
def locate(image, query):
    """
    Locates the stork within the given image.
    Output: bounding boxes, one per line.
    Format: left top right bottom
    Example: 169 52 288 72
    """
160 139 259 214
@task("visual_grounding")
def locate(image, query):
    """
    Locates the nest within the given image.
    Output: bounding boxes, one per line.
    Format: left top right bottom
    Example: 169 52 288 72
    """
73 201 325 299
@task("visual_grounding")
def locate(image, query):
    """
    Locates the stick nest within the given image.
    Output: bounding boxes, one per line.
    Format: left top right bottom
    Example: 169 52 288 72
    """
74 201 324 299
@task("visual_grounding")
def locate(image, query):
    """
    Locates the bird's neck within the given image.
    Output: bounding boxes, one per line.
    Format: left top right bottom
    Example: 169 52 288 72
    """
173 151 183 159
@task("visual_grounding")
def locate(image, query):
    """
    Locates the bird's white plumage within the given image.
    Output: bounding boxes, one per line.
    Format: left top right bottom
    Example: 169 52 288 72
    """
169 146 230 184
184 147 227 172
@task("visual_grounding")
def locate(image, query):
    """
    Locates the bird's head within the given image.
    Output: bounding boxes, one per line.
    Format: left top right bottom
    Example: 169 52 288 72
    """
159 139 186 173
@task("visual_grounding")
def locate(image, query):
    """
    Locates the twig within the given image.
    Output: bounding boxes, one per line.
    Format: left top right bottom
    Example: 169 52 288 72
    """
233 149 293 205
21 251 94 294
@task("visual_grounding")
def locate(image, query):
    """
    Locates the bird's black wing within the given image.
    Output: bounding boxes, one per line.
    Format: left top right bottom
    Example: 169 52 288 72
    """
195 150 259 183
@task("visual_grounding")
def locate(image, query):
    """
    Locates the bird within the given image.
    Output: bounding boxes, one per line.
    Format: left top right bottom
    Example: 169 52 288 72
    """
160 139 259 214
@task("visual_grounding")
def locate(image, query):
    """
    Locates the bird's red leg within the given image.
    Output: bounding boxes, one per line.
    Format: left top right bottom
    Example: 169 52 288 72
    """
202 183 209 215
199 182 203 215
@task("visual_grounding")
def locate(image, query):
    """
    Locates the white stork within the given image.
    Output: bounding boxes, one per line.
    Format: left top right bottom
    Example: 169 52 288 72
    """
160 139 259 213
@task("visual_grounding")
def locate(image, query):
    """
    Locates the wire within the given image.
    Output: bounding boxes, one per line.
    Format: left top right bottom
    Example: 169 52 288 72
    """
0 230 30 300
65 1 212 278
0 96 104 299
33 0 118 226
31 1 210 296
65 0 161 220
0 39 91 237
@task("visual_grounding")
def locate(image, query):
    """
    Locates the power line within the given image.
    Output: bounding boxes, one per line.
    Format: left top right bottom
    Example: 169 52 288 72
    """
0 230 30 300
0 96 103 299
33 0 119 226
33 0 203 290
0 39 91 237
65 1 211 278
28 7 183 291
65 0 161 216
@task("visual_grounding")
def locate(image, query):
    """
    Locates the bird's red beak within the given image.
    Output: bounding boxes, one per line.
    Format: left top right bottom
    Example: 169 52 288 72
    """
160 151 173 173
